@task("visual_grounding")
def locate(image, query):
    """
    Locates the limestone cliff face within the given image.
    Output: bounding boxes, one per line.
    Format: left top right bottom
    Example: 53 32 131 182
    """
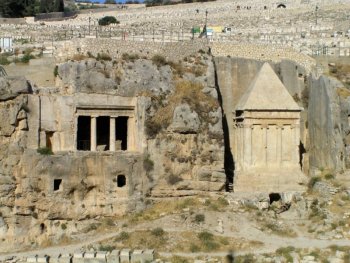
308 75 349 173
0 53 225 250
0 77 32 251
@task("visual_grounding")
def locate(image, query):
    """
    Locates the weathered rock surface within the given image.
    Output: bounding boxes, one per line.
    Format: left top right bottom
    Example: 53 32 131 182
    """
57 58 173 96
0 77 31 101
169 103 200 134
308 75 348 173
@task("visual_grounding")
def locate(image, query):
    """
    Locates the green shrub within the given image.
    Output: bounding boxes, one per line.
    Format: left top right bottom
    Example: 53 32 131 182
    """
217 196 229 206
98 244 115 252
121 53 140 62
151 227 164 236
190 243 200 252
61 223 67 230
143 154 154 172
53 65 58 77
276 246 295 262
0 55 10 65
168 61 184 76
324 173 334 180
97 53 112 61
21 54 35 63
98 16 119 26
194 214 205 224
198 231 213 242
197 231 219 251
37 147 53 155
151 54 167 67
167 174 183 185
145 118 162 138
308 176 321 189
115 231 129 241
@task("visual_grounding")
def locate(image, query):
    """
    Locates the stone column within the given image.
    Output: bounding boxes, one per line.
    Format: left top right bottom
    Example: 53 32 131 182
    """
277 125 282 167
243 124 252 170
110 117 116 151
91 116 97 151
127 117 134 151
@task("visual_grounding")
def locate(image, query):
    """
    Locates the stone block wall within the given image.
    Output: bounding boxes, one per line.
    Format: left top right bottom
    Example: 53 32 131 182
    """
211 43 316 73
55 38 209 62
20 249 154 263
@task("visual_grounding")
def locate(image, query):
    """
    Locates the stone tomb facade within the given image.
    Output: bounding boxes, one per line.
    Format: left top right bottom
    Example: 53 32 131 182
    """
233 63 306 192
76 105 135 152
27 94 144 153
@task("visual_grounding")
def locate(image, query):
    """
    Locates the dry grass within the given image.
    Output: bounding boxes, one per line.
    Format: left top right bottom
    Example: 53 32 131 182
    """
336 87 350 98
126 196 229 224
99 229 262 253
128 197 200 223
330 64 350 89
71 54 87 61
261 221 297 237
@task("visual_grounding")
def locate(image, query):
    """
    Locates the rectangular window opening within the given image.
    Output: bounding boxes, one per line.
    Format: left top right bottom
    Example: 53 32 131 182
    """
54 179 62 191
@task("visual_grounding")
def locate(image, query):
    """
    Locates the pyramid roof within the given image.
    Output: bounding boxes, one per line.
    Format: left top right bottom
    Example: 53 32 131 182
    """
236 63 301 111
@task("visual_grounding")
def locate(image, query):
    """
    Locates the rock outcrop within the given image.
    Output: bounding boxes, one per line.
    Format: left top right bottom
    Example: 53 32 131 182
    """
0 52 225 250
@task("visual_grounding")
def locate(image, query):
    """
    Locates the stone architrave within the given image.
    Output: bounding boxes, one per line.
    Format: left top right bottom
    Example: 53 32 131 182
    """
233 63 306 192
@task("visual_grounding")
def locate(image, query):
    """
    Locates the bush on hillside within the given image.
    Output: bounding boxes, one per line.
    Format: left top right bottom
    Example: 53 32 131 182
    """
98 16 120 26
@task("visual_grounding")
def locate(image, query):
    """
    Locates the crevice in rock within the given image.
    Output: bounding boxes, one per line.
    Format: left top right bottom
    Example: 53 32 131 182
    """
213 58 234 192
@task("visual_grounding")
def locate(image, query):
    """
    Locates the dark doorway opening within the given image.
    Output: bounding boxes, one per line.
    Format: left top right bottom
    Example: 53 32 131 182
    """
269 193 281 204
277 3 286 8
97 116 110 151
116 117 128 151
117 175 126 187
299 142 306 169
46 131 54 150
54 179 62 191
77 116 91 150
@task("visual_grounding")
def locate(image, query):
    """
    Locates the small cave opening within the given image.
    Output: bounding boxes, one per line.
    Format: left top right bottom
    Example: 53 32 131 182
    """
116 175 126 188
277 3 286 8
116 117 128 151
54 179 62 191
40 223 46 234
77 116 91 151
97 116 110 151
269 193 281 204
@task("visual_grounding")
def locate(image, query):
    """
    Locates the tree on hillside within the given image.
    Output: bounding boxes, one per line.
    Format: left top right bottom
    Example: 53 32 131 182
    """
98 16 119 26
104 0 116 4
39 0 64 13
0 0 39 18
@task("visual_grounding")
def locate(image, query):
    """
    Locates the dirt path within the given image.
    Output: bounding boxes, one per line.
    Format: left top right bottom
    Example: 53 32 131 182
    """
1 214 349 261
